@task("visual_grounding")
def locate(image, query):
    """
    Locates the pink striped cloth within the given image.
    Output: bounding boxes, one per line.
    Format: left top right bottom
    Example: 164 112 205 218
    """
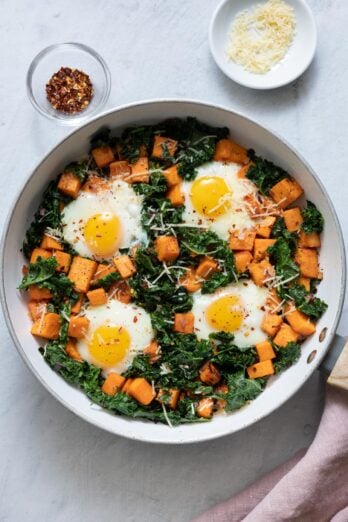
193 386 348 522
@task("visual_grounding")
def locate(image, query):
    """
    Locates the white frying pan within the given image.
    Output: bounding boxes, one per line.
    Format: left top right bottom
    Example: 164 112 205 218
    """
1 100 346 444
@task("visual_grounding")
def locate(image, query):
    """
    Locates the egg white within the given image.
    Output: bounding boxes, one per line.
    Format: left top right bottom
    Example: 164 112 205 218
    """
192 280 269 348
181 161 257 240
77 299 154 375
61 179 147 260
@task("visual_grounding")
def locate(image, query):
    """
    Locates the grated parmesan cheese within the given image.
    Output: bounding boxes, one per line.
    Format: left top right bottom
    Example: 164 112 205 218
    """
226 0 296 74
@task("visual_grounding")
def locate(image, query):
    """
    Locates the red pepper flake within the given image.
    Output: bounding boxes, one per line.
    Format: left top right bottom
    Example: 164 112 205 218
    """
46 67 93 114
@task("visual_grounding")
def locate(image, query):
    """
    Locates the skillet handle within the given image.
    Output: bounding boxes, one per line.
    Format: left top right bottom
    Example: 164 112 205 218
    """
320 334 348 391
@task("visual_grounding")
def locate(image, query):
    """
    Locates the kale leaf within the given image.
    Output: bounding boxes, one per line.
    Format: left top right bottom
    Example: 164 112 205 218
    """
246 154 289 195
301 201 324 234
210 332 256 371
224 372 264 411
273 342 301 373
120 125 154 163
268 237 300 282
277 283 327 320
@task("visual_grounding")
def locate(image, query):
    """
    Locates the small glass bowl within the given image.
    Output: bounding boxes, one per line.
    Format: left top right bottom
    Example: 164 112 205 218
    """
26 43 111 126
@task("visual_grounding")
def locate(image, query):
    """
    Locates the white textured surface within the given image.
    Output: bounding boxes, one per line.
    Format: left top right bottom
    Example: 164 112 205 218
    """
0 1 347 521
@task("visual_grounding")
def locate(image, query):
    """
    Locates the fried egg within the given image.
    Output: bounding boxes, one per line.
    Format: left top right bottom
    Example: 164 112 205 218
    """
192 280 269 347
77 299 154 375
61 179 147 261
181 161 257 240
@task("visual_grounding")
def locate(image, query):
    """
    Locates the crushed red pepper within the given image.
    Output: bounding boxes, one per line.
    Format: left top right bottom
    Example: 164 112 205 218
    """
46 67 93 114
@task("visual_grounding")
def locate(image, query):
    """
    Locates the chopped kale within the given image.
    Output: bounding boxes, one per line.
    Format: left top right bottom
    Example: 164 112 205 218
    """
223 372 264 411
277 283 328 320
273 342 301 373
268 237 300 282
210 332 256 371
246 154 289 195
301 201 324 234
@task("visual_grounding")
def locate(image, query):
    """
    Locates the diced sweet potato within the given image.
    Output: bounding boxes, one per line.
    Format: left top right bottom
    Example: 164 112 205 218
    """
92 263 118 284
174 312 194 334
53 250 71 273
229 229 256 251
41 234 63 251
166 184 185 206
295 248 319 279
152 136 178 159
66 339 83 362
108 280 132 304
162 165 182 186
256 216 276 238
269 178 304 209
249 259 275 287
128 377 156 405
298 277 311 292
155 235 180 262
234 251 253 274
68 256 98 293
144 340 161 363
114 255 136 279
91 145 115 168
247 360 275 379
28 300 48 321
30 248 51 263
128 157 149 183
87 287 107 306
196 257 219 279
29 285 53 301
71 294 84 314
298 230 321 248
102 372 126 396
199 362 221 385
273 323 300 347
215 383 228 411
121 378 134 395
197 397 214 418
157 388 180 409
68 316 90 339
31 312 60 340
57 171 82 199
213 139 249 165
179 268 201 293
255 341 276 362
81 175 109 193
109 160 131 179
285 305 316 336
266 288 283 311
253 239 276 261
261 313 283 337
283 207 303 232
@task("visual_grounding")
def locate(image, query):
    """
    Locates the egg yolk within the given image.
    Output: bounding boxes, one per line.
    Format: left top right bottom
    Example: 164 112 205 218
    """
88 325 130 367
190 176 232 218
84 212 121 257
206 295 244 332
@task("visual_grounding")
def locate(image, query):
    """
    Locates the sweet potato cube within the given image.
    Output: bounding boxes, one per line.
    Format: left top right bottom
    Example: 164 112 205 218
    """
71 294 84 314
197 397 214 418
30 248 51 264
215 383 229 411
162 165 182 186
283 207 303 232
66 339 83 362
295 248 319 279
28 300 48 321
41 234 63 251
166 184 185 206
81 175 109 193
152 136 178 159
31 312 60 340
109 160 131 179
213 139 249 165
273 323 300 347
255 341 276 362
57 171 82 199
87 287 107 306
199 362 221 385
261 313 283 337
174 312 194 334
29 285 53 301
92 263 117 284
285 306 316 336
53 250 71 273
144 340 161 363
234 251 253 273
266 288 283 311
247 360 275 379
229 229 256 251
128 157 149 183
196 257 219 279
128 377 156 405
108 280 132 304
157 388 180 410
298 277 311 292
121 378 134 395
68 256 98 293
114 255 136 279
155 236 180 262
298 230 321 248
91 145 115 168
254 239 276 261
249 259 275 287
256 216 276 238
269 178 304 209
68 316 90 339
179 268 201 293
102 372 126 396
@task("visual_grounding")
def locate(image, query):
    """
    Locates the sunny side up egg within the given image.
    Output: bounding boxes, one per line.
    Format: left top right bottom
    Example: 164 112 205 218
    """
181 161 257 240
61 179 147 261
192 281 269 347
77 299 154 375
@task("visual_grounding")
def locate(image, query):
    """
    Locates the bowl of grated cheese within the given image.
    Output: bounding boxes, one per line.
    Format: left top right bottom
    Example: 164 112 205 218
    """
209 0 317 89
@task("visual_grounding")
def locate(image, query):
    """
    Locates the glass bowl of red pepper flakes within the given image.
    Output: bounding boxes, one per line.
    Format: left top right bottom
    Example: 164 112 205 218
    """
26 42 111 126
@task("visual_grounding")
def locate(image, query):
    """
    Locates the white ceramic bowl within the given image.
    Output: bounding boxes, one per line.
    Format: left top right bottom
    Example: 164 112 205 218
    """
209 0 317 89
1 100 345 444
